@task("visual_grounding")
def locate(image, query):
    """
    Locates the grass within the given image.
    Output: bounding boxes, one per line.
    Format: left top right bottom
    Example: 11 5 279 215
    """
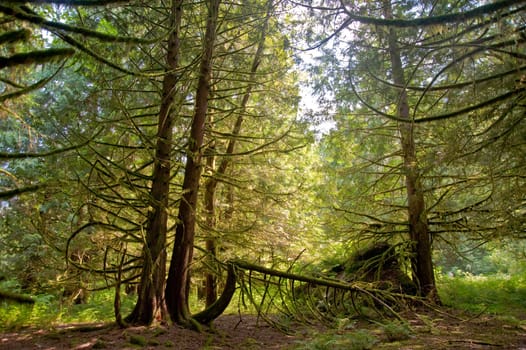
438 273 526 317
380 321 412 342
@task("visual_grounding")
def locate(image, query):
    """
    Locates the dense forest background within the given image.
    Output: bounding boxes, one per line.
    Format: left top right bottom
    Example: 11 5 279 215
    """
0 0 525 333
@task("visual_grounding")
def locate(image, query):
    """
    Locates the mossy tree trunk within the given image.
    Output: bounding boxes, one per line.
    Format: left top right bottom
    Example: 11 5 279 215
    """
165 0 221 326
382 0 437 300
126 0 183 325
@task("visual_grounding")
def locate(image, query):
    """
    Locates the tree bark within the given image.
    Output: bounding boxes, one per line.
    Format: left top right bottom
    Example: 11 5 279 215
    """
382 0 438 300
193 263 237 324
204 157 218 306
165 0 221 326
126 0 182 325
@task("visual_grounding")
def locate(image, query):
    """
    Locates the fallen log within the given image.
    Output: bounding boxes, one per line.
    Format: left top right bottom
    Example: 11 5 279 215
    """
231 259 405 320
0 289 35 304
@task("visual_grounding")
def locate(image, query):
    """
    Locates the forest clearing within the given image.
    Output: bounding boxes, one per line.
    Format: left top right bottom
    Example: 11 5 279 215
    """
1 0 525 349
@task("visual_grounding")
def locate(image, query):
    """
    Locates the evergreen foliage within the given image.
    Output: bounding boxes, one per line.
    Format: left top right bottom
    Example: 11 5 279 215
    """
0 0 524 333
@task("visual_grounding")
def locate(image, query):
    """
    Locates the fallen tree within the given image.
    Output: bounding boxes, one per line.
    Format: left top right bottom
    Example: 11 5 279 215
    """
0 289 35 304
231 258 409 329
112 246 416 330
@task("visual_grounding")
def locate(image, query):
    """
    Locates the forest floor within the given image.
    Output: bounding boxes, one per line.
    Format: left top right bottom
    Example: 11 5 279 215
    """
1 308 526 350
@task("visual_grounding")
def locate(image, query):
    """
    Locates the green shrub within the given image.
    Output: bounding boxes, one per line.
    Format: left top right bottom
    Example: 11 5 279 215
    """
0 293 59 330
0 289 137 330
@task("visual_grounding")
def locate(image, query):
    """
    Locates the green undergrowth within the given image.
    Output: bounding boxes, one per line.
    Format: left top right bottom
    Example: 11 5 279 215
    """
2 273 525 332
292 329 379 350
0 285 242 331
292 273 526 350
0 289 136 331
438 273 526 317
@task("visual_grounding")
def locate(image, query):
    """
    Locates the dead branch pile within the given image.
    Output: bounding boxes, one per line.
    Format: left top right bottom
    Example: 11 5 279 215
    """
230 244 417 331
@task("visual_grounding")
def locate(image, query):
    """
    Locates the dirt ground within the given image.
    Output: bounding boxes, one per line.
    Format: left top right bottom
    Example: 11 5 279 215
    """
1 310 526 349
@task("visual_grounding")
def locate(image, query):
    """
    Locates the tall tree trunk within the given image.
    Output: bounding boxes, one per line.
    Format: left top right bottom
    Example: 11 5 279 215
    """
202 0 273 306
382 0 437 299
165 0 221 326
126 0 183 325
204 146 218 306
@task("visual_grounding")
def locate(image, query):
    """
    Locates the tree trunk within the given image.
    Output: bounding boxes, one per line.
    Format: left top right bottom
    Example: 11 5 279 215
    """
382 0 438 300
205 156 217 306
204 144 218 307
165 0 221 326
126 0 183 325
202 0 272 306
193 263 237 325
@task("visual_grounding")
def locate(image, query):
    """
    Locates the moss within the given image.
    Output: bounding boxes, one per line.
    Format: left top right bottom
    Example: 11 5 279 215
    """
382 321 412 342
153 327 167 336
148 338 161 346
129 334 147 346
92 338 107 348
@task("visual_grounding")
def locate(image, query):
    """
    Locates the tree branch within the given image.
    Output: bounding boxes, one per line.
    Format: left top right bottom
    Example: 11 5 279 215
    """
0 183 46 200
341 0 526 28
0 48 74 69
0 139 90 160
0 5 150 43
4 0 128 5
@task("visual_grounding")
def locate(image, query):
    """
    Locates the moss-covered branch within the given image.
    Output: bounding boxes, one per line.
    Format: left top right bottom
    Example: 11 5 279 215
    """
55 32 152 76
0 183 46 200
0 5 151 43
415 87 526 123
0 29 30 45
350 77 526 124
0 48 74 69
0 140 90 160
341 0 526 28
192 263 237 324
367 65 526 92
0 290 35 304
233 259 363 291
0 62 66 102
4 0 128 5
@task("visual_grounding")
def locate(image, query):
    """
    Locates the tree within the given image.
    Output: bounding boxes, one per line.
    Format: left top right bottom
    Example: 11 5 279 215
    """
125 0 183 325
200 0 274 306
2 0 310 330
297 0 525 299
0 1 144 295
24 0 305 327
381 0 435 298
164 0 221 326
0 4 74 200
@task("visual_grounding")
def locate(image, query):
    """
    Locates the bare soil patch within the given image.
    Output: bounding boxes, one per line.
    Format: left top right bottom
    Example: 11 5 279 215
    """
1 310 525 349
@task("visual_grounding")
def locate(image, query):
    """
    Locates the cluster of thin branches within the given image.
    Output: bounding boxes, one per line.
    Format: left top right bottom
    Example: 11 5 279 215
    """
231 259 413 332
